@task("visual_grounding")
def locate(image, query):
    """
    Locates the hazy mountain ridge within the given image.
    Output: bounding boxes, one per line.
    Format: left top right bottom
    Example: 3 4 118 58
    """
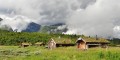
40 23 68 34
0 18 67 33
22 22 41 32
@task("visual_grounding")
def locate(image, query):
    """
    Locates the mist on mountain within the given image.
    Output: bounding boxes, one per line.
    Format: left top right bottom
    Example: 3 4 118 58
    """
22 22 41 32
0 18 3 21
0 0 120 38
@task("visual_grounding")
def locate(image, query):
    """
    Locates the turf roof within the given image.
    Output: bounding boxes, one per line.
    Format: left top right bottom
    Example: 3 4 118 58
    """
52 37 109 44
82 37 109 43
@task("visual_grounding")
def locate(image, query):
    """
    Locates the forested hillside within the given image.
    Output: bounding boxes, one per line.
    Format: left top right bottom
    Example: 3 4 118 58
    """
1 29 120 46
0 29 80 45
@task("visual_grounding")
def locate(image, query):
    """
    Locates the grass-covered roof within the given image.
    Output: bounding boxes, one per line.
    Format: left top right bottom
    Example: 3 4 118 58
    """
82 37 109 43
52 38 75 44
52 37 109 44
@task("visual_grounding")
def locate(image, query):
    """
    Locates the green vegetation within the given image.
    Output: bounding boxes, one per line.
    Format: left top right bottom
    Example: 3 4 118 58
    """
0 29 119 60
39 23 67 33
0 46 120 60
40 25 58 33
0 29 80 45
110 38 120 46
0 29 110 46
83 37 109 43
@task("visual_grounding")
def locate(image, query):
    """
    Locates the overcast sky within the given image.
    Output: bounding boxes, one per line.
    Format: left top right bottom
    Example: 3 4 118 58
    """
0 0 120 38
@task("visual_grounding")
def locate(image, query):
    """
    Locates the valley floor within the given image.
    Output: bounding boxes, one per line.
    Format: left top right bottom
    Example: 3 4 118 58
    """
0 46 120 60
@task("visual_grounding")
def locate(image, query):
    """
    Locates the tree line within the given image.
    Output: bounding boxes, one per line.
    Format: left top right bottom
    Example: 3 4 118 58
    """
0 29 80 45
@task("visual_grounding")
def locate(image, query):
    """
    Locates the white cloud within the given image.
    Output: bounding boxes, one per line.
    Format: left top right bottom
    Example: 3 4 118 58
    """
0 0 120 38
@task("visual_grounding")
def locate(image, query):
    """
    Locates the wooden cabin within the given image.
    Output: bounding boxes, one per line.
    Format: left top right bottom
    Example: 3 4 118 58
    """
53 38 75 47
76 37 109 50
48 38 56 50
21 43 32 47
56 39 75 47
35 42 44 46
47 38 75 48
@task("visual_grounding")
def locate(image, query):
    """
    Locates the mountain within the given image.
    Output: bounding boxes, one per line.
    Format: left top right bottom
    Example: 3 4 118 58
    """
51 23 65 26
0 18 3 21
0 18 13 31
22 22 41 32
40 23 68 34
0 25 13 31
0 20 67 33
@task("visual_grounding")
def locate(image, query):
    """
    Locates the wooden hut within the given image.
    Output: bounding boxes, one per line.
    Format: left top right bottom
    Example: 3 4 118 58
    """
76 37 109 50
21 42 32 47
48 38 56 50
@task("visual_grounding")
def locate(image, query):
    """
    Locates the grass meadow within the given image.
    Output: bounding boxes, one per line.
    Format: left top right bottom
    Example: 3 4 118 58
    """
0 46 120 60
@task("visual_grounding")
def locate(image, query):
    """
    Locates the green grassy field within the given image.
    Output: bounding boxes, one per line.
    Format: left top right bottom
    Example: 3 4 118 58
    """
0 46 120 60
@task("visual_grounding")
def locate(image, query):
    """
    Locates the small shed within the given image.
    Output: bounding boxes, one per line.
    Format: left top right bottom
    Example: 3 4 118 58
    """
48 38 56 50
76 37 109 50
35 42 43 46
76 38 87 50
21 42 32 47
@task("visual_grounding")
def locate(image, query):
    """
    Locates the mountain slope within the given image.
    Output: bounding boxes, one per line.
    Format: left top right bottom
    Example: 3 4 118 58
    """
22 22 41 32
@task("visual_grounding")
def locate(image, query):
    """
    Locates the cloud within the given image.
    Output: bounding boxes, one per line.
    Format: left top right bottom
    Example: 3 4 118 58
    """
0 0 95 24
0 15 31 32
0 0 120 38
66 0 120 38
